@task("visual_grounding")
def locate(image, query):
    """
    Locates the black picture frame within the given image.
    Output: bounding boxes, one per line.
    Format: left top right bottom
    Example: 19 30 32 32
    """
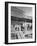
5 2 36 44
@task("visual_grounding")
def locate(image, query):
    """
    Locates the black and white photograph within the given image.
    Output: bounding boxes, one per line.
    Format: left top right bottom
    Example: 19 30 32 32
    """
5 2 36 44
11 7 32 39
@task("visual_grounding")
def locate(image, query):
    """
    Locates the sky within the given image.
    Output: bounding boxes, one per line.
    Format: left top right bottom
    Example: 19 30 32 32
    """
11 6 32 19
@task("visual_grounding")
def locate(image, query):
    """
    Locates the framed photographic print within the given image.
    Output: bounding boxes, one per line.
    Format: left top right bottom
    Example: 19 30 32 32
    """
5 2 36 44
